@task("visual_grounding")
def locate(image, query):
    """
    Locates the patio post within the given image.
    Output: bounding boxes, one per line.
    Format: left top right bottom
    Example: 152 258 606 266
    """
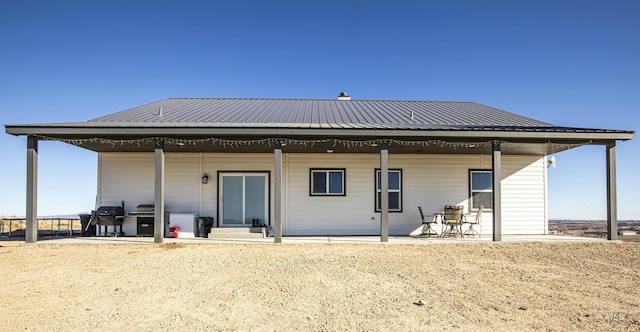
380 142 389 242
606 142 617 241
492 142 502 242
154 139 165 243
274 141 283 243
26 135 38 243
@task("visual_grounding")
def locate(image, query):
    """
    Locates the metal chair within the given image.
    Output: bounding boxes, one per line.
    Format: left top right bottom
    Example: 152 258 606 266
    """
416 206 438 237
441 205 464 238
463 205 483 237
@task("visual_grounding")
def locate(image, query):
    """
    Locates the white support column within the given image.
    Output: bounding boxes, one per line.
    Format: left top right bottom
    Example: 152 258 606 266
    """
274 141 283 243
380 143 389 242
606 142 617 241
492 142 502 242
26 136 38 243
154 139 165 244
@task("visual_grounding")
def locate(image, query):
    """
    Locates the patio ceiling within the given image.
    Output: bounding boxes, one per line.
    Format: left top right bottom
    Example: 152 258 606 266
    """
28 137 592 155
5 124 634 155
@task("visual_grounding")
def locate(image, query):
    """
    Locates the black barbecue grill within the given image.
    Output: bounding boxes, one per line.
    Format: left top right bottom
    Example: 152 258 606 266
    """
129 204 155 237
95 205 125 237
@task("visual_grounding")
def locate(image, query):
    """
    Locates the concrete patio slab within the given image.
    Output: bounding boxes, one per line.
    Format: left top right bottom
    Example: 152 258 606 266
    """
6 234 609 246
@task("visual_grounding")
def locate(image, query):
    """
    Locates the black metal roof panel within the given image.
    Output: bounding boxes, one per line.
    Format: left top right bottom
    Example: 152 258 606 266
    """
89 98 553 128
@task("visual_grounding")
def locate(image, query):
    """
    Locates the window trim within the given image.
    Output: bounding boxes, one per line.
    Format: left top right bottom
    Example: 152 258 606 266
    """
469 169 493 211
374 168 403 213
309 168 346 196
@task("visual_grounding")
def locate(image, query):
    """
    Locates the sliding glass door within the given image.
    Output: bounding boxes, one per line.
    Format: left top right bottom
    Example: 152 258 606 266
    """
219 173 268 226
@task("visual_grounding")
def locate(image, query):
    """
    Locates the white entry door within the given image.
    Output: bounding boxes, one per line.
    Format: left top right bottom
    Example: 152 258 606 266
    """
219 172 269 226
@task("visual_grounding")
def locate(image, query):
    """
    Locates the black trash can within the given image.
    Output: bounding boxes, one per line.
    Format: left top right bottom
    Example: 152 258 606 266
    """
195 218 203 238
197 217 214 238
79 214 95 237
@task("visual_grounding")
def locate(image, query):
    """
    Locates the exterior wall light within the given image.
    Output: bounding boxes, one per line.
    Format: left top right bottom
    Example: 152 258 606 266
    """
202 173 209 184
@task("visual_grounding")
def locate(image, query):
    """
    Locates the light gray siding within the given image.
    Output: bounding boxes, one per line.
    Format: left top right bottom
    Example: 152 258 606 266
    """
99 153 201 214
501 156 547 234
285 154 380 235
99 153 155 210
97 152 547 236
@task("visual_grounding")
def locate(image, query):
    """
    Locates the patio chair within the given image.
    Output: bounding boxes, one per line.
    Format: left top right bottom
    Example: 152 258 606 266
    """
463 205 483 237
441 205 464 238
416 206 438 237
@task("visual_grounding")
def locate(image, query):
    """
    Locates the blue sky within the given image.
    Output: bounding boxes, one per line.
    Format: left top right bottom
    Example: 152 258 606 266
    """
1 0 638 219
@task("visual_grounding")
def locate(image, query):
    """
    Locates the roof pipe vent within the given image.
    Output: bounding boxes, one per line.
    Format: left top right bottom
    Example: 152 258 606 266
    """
337 92 351 101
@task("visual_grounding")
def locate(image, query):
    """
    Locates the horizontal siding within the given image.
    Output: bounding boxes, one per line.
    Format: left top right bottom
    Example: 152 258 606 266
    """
285 154 486 236
99 153 201 214
399 154 478 236
285 154 380 235
98 152 547 236
165 154 200 214
284 154 546 236
99 153 201 235
99 153 154 236
501 156 546 234
99 153 155 210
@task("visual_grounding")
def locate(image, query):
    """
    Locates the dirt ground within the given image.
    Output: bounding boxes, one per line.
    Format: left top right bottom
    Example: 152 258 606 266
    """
0 241 639 331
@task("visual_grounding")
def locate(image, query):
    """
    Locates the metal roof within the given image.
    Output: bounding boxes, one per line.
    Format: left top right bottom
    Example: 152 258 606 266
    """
89 98 552 128
4 97 635 155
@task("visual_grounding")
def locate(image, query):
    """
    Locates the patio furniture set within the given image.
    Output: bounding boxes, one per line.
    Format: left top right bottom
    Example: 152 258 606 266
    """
416 205 483 238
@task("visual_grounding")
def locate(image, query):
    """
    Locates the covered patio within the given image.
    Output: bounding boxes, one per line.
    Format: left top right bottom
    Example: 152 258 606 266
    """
5 98 634 243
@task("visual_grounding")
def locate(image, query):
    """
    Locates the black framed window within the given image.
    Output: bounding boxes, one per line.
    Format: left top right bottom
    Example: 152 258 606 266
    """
375 169 402 212
469 170 492 209
310 169 346 196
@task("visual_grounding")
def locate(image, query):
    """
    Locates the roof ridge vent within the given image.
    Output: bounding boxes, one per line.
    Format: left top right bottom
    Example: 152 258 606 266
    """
337 92 351 101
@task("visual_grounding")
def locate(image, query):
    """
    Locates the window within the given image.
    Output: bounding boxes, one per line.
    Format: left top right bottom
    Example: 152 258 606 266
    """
470 170 492 209
310 169 346 196
375 169 402 212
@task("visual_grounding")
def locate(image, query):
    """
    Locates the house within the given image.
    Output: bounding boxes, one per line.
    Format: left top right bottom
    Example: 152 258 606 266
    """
5 94 635 243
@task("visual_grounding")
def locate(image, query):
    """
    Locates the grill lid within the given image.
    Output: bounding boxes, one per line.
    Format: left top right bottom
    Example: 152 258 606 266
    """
96 206 124 216
136 204 155 212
